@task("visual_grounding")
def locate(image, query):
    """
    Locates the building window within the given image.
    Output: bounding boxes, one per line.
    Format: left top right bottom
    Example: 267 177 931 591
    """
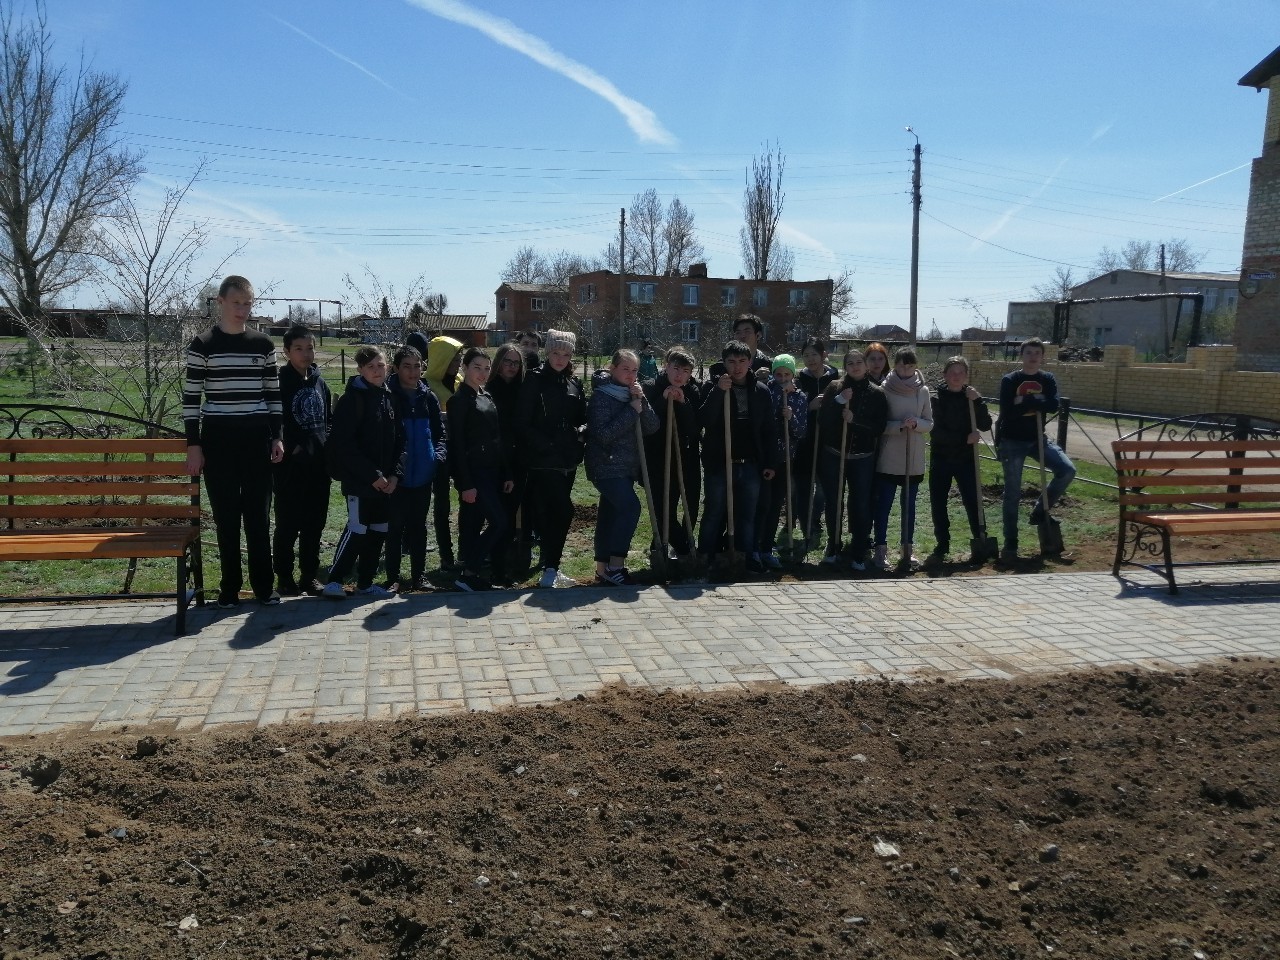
682 284 699 307
753 287 768 308
532 320 547 334
720 286 737 307
498 297 508 312
1092 326 1112 347
531 297 546 312
1203 288 1219 312
628 282 655 304
788 322 812 344
578 283 595 305
788 289 808 307
681 320 700 342
1225 290 1238 310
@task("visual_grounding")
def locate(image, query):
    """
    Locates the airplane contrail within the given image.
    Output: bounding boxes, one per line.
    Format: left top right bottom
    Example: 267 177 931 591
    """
405 0 676 147
1151 162 1251 203
269 14 406 97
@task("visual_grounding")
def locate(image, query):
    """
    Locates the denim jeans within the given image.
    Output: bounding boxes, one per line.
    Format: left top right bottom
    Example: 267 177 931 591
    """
593 475 642 563
874 474 921 547
997 438 1076 549
699 463 763 558
818 450 874 560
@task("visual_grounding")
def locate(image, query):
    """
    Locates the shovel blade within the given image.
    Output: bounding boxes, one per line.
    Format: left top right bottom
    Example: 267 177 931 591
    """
1037 515 1065 555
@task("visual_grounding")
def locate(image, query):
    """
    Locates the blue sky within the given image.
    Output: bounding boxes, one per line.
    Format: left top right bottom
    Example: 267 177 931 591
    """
44 0 1272 335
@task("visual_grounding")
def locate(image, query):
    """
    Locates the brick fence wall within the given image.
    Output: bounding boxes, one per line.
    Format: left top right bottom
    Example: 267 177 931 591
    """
958 343 1280 422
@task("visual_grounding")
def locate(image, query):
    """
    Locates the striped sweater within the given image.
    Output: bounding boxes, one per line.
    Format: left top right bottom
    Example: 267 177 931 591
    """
182 325 283 444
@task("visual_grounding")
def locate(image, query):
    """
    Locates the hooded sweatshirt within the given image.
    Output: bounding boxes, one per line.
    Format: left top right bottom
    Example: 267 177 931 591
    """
424 336 464 410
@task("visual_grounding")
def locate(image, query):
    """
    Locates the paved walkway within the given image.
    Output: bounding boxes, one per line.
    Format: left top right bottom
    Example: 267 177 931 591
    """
2 567 1279 739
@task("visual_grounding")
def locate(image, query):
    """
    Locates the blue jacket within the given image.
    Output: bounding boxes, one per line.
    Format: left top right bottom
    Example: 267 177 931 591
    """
391 380 446 489
767 378 809 461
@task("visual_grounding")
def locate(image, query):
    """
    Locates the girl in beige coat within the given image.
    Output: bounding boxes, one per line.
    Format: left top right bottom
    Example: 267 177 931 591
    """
873 347 933 570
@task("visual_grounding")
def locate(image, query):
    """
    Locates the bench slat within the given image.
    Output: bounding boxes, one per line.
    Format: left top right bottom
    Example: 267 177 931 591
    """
1116 472 1280 487
0 504 199 520
1121 490 1279 505
0 460 192 477
1113 439 1280 453
1115 455 1280 470
0 527 199 560
0 480 198 498
1129 512 1280 535
0 438 188 454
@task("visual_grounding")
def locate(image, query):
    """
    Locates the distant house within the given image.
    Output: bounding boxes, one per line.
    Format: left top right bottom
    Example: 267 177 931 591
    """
1066 270 1239 351
959 325 1006 341
860 323 911 342
494 282 561 340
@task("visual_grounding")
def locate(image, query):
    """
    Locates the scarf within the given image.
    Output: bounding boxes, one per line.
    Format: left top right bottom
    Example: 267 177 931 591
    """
883 369 925 397
595 380 632 403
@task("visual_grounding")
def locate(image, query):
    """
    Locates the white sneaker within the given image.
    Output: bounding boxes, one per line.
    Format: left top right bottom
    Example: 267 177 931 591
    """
538 567 559 589
321 581 346 600
356 583 395 598
553 571 576 588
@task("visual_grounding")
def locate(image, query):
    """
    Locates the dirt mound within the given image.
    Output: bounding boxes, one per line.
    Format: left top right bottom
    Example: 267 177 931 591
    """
2 661 1278 958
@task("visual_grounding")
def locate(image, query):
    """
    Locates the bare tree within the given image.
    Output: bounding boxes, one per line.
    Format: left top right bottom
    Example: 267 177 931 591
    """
740 141 793 281
619 189 707 277
1092 238 1203 275
501 245 544 284
0 2 141 324
1032 266 1077 302
661 197 705 275
341 266 436 343
77 162 241 428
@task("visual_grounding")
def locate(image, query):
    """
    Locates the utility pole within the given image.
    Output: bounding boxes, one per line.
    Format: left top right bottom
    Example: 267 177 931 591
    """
906 127 922 345
1159 243 1168 356
617 207 626 351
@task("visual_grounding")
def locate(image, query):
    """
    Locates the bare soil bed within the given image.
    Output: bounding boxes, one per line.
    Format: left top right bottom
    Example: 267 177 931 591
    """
2 661 1278 959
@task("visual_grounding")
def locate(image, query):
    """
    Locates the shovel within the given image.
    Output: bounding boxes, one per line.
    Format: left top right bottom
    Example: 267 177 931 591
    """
805 412 821 558
968 397 998 563
779 401 801 566
723 386 743 576
899 426 912 571
636 415 667 581
669 410 702 577
1035 411 1065 556
832 406 849 562
663 396 674 567
506 502 533 577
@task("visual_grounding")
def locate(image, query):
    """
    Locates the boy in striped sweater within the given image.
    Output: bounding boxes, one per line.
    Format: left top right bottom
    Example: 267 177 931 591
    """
183 276 285 607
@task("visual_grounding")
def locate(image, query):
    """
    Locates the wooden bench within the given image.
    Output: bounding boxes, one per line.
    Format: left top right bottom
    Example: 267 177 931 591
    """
0 437 204 633
1112 437 1280 594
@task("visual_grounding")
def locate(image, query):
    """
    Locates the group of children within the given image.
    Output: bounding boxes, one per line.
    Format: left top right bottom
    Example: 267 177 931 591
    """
183 278 1076 604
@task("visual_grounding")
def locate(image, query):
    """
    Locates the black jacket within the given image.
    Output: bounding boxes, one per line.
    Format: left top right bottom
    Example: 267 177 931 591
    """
487 373 524 473
329 375 404 497
930 385 992 461
448 382 507 491
698 378 779 472
642 372 702 471
517 363 587 471
818 376 888 458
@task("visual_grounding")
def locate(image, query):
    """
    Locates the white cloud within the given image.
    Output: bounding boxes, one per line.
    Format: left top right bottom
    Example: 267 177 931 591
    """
268 14 407 98
405 0 676 147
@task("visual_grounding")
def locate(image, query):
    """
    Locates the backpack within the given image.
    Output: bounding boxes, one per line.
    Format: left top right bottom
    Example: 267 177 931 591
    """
324 391 365 483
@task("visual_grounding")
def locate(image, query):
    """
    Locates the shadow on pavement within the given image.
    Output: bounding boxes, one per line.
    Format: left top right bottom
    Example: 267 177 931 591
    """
0 617 173 695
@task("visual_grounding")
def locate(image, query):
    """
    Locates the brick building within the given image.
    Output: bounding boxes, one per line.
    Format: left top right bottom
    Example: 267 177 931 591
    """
493 282 560 340
1237 45 1280 371
564 263 834 356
